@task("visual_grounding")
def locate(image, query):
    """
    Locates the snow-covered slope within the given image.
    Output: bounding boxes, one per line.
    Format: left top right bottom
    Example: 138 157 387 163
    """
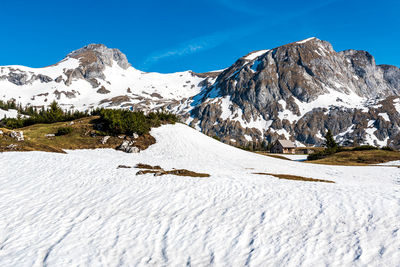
1 124 399 266
0 108 19 119
0 44 209 112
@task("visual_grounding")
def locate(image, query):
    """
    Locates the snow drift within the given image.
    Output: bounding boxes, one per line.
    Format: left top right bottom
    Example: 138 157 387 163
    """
0 123 399 266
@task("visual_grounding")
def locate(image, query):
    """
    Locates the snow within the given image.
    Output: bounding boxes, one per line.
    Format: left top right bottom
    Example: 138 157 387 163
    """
296 37 316 44
0 108 19 119
378 160 400 166
218 96 232 120
1 123 400 266
295 140 306 147
274 154 308 161
378 113 390 122
244 134 252 142
363 125 388 147
393 98 400 114
208 68 227 73
244 50 269 61
0 58 205 111
294 88 368 116
274 128 290 139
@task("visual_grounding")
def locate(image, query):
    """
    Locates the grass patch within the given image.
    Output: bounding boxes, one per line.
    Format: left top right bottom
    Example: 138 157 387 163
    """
0 117 122 153
308 150 400 166
134 164 210 178
253 172 334 183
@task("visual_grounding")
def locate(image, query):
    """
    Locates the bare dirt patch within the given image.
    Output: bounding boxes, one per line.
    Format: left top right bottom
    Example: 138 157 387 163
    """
253 172 334 183
134 164 210 178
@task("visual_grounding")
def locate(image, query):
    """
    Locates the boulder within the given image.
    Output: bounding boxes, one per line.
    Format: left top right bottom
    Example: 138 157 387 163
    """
10 131 24 141
7 144 17 149
101 136 110 144
117 140 140 153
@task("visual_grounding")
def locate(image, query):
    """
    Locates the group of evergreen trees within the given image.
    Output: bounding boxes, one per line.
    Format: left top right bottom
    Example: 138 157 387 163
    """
0 100 179 136
96 108 178 136
0 101 89 129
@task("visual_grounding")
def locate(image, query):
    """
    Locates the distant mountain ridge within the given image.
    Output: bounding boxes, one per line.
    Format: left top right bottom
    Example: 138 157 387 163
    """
1 38 400 148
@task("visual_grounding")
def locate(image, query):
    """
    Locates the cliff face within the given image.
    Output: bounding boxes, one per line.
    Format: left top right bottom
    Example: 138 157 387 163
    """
187 38 400 148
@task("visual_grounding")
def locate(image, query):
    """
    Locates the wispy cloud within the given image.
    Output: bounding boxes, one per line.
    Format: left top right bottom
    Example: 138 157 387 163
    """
143 24 263 68
143 0 342 69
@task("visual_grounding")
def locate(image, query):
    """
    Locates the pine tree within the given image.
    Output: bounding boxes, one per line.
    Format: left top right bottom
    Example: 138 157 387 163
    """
324 130 338 149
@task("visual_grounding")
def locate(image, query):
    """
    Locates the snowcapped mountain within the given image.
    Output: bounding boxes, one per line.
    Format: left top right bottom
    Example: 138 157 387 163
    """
187 37 400 148
1 38 400 148
0 44 213 112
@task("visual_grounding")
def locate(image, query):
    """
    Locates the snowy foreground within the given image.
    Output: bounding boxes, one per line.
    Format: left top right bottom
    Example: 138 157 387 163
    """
1 124 400 266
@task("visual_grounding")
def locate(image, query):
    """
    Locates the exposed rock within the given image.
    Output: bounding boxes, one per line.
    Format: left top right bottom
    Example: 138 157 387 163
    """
8 72 28 85
117 140 140 153
96 86 110 94
101 136 110 144
53 90 77 99
36 74 53 83
10 131 24 141
55 76 63 83
99 95 131 105
6 144 17 149
45 134 55 138
67 44 131 80
188 38 400 148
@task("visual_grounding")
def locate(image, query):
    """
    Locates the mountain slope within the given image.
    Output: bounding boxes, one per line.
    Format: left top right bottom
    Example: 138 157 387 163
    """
186 38 400 147
1 39 400 148
1 123 399 265
0 44 212 112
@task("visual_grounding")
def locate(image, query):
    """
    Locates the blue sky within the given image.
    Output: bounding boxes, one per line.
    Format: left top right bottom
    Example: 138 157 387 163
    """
0 0 399 73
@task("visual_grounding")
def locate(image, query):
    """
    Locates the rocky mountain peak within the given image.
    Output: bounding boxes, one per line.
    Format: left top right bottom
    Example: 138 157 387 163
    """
67 43 131 70
188 37 400 148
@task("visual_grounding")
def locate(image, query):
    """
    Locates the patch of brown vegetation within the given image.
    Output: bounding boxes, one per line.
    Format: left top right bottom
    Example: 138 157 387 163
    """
117 165 131 169
135 164 210 178
253 172 334 183
133 134 156 150
309 150 400 166
135 163 162 170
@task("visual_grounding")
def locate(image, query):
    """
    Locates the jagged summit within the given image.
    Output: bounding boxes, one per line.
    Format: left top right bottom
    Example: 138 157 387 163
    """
188 38 400 148
66 43 131 70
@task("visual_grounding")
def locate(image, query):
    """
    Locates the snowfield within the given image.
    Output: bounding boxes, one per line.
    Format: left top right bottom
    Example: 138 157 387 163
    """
1 124 400 266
